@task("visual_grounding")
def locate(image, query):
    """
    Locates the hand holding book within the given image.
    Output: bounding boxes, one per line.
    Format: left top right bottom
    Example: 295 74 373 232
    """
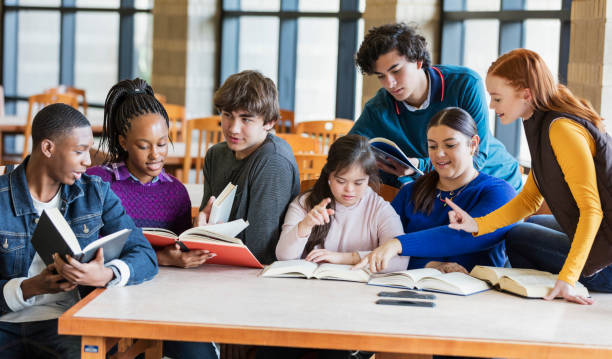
53 248 115 287
156 243 216 268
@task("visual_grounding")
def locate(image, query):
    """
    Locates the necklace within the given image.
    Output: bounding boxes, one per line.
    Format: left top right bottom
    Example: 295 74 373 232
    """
436 172 478 206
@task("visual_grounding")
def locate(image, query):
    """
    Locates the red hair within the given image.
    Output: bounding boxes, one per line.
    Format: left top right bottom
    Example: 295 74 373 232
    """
488 48 605 132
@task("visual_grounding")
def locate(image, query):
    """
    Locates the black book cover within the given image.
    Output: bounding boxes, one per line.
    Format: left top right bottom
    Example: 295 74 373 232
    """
31 208 130 265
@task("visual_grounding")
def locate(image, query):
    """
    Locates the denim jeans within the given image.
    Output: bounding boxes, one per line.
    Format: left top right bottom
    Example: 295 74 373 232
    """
505 215 612 292
0 319 80 359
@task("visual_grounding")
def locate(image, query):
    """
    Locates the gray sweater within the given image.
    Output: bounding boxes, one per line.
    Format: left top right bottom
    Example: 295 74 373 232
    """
200 133 300 264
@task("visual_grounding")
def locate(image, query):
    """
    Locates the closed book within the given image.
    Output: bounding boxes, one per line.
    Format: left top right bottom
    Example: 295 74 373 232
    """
32 208 130 265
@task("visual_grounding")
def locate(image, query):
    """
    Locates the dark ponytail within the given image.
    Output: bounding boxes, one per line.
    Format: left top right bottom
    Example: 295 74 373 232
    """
301 134 380 256
411 107 478 214
99 78 170 164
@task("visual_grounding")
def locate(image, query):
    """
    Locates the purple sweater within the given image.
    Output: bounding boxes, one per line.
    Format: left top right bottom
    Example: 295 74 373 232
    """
86 163 191 235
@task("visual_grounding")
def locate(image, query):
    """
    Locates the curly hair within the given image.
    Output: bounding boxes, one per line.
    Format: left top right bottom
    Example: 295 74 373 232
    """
355 23 431 75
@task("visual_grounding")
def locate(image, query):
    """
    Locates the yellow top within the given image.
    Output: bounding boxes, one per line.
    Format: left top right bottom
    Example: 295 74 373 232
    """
475 118 602 285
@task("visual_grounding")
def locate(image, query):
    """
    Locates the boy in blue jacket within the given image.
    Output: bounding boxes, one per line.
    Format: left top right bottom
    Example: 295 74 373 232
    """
350 23 522 191
0 104 158 358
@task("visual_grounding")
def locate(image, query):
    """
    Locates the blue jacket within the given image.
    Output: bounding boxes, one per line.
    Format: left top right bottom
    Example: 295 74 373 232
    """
392 172 516 271
350 65 522 191
0 158 158 314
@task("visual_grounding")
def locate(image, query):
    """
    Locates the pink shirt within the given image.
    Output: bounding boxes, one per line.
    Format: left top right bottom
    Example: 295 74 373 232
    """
277 186 409 272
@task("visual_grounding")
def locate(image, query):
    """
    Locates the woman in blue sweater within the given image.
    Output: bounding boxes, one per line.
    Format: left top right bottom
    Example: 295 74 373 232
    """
356 107 517 273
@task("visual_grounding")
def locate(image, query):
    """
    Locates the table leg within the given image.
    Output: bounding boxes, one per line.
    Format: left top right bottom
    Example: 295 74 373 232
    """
375 353 432 359
81 336 107 359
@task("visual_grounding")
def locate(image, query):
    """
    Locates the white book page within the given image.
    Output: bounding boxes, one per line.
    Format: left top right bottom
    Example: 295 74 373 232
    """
82 228 130 253
209 183 237 224
261 259 318 278
314 263 370 282
417 272 490 296
199 219 248 238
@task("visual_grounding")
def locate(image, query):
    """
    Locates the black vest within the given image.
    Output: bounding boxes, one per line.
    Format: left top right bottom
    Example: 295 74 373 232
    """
523 110 612 276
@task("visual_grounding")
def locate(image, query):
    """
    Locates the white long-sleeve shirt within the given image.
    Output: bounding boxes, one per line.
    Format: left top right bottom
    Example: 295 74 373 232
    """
277 186 409 272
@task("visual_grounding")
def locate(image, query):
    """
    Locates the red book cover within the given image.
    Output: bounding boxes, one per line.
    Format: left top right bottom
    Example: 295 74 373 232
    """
181 240 263 269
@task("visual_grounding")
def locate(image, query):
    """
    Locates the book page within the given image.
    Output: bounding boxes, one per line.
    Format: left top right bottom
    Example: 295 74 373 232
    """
142 227 178 238
261 259 318 278
417 272 490 296
470 266 546 286
313 263 371 283
195 219 248 238
368 267 441 289
209 183 237 224
180 228 243 245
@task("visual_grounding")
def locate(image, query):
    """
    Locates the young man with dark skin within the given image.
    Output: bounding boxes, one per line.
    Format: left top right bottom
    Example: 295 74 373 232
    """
350 23 522 191
0 104 157 358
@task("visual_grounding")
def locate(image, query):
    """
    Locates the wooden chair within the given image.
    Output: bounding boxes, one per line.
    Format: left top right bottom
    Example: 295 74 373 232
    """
276 133 322 154
154 93 167 104
164 103 186 142
22 93 79 160
45 85 88 115
275 109 295 134
295 119 354 153
182 116 224 183
294 153 327 181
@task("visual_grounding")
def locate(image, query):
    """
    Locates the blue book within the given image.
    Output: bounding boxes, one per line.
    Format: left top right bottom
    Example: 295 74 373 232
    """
369 137 424 176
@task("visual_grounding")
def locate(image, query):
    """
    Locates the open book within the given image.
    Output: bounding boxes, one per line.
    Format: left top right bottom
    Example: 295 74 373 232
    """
261 260 371 283
369 137 424 176
368 267 490 296
143 220 261 268
209 182 237 224
470 265 590 298
32 208 130 265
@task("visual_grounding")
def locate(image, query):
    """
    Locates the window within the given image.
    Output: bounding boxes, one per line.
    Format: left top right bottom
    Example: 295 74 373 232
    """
219 0 363 123
2 0 153 116
441 0 571 166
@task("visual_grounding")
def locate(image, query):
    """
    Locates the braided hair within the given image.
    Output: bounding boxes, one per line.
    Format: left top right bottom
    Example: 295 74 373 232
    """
100 78 170 164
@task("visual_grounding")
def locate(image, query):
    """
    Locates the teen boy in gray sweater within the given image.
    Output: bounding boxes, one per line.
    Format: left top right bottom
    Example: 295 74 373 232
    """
198 70 300 265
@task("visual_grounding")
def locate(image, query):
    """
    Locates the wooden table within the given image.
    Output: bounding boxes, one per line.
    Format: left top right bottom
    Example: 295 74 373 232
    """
59 265 612 359
0 115 103 160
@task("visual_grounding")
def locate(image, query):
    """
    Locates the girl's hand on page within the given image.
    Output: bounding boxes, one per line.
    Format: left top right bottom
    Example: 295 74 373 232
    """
425 261 468 274
197 196 216 226
305 249 356 264
445 198 479 233
353 239 402 273
157 244 216 268
297 198 335 236
543 279 594 305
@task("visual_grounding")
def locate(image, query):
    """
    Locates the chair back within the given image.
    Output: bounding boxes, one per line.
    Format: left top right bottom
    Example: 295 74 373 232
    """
300 178 317 192
0 160 19 175
295 119 354 152
46 85 88 115
275 109 295 134
154 93 167 104
276 133 322 154
165 104 186 142
377 183 400 202
23 93 79 160
294 153 327 182
182 116 224 183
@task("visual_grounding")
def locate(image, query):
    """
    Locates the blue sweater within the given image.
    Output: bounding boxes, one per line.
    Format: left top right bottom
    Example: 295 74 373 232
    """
350 65 522 191
392 172 516 271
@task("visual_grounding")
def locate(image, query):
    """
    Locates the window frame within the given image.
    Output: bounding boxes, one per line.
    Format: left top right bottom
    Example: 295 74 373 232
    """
219 0 362 120
1 0 152 114
440 0 571 161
